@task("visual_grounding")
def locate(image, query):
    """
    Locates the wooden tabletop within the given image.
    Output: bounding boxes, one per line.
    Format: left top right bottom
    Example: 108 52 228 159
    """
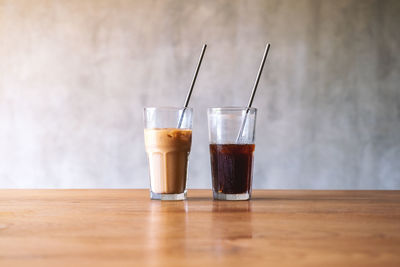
0 190 399 267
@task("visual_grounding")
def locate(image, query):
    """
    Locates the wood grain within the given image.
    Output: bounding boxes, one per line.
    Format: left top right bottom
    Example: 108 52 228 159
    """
0 190 399 267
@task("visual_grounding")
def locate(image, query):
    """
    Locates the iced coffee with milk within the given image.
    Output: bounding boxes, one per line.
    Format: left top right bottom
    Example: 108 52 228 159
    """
143 107 193 200
144 128 191 196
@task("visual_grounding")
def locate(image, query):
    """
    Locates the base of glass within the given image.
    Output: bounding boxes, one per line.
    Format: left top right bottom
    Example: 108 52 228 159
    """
150 191 186 201
213 191 250 201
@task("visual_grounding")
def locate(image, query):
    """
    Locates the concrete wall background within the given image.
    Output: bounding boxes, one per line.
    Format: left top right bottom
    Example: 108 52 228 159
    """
0 0 399 189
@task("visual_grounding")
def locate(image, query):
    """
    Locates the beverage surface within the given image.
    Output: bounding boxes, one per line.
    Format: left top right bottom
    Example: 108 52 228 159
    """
144 128 192 149
144 128 192 194
209 144 255 194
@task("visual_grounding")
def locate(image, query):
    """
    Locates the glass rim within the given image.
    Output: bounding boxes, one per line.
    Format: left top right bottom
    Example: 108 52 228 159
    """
207 107 257 112
144 106 193 111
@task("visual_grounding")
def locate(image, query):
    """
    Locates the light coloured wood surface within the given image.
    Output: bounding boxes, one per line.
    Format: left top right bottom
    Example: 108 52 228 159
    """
0 190 399 267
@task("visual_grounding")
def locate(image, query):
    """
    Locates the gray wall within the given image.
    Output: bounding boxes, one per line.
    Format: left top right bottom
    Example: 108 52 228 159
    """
0 0 399 189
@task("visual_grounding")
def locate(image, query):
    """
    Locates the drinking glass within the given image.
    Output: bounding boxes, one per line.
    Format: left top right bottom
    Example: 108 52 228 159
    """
143 107 193 200
207 107 257 200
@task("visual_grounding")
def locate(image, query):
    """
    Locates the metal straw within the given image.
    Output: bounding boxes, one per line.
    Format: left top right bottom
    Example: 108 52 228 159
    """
236 43 271 143
177 44 207 128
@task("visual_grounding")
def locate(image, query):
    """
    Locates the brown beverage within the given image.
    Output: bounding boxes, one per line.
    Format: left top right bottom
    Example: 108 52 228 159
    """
144 128 192 194
209 144 255 195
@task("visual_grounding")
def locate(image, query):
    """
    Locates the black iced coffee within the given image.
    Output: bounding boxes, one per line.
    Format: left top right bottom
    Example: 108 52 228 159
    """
210 144 255 195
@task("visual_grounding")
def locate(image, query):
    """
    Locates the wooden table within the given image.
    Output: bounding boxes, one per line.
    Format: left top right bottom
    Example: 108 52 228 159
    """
0 190 399 266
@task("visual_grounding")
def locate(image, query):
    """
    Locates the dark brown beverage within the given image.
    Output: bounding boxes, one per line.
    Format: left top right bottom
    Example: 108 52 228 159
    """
209 144 255 195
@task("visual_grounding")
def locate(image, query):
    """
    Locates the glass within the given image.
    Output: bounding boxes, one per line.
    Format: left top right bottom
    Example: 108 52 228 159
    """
143 107 193 200
207 107 257 200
